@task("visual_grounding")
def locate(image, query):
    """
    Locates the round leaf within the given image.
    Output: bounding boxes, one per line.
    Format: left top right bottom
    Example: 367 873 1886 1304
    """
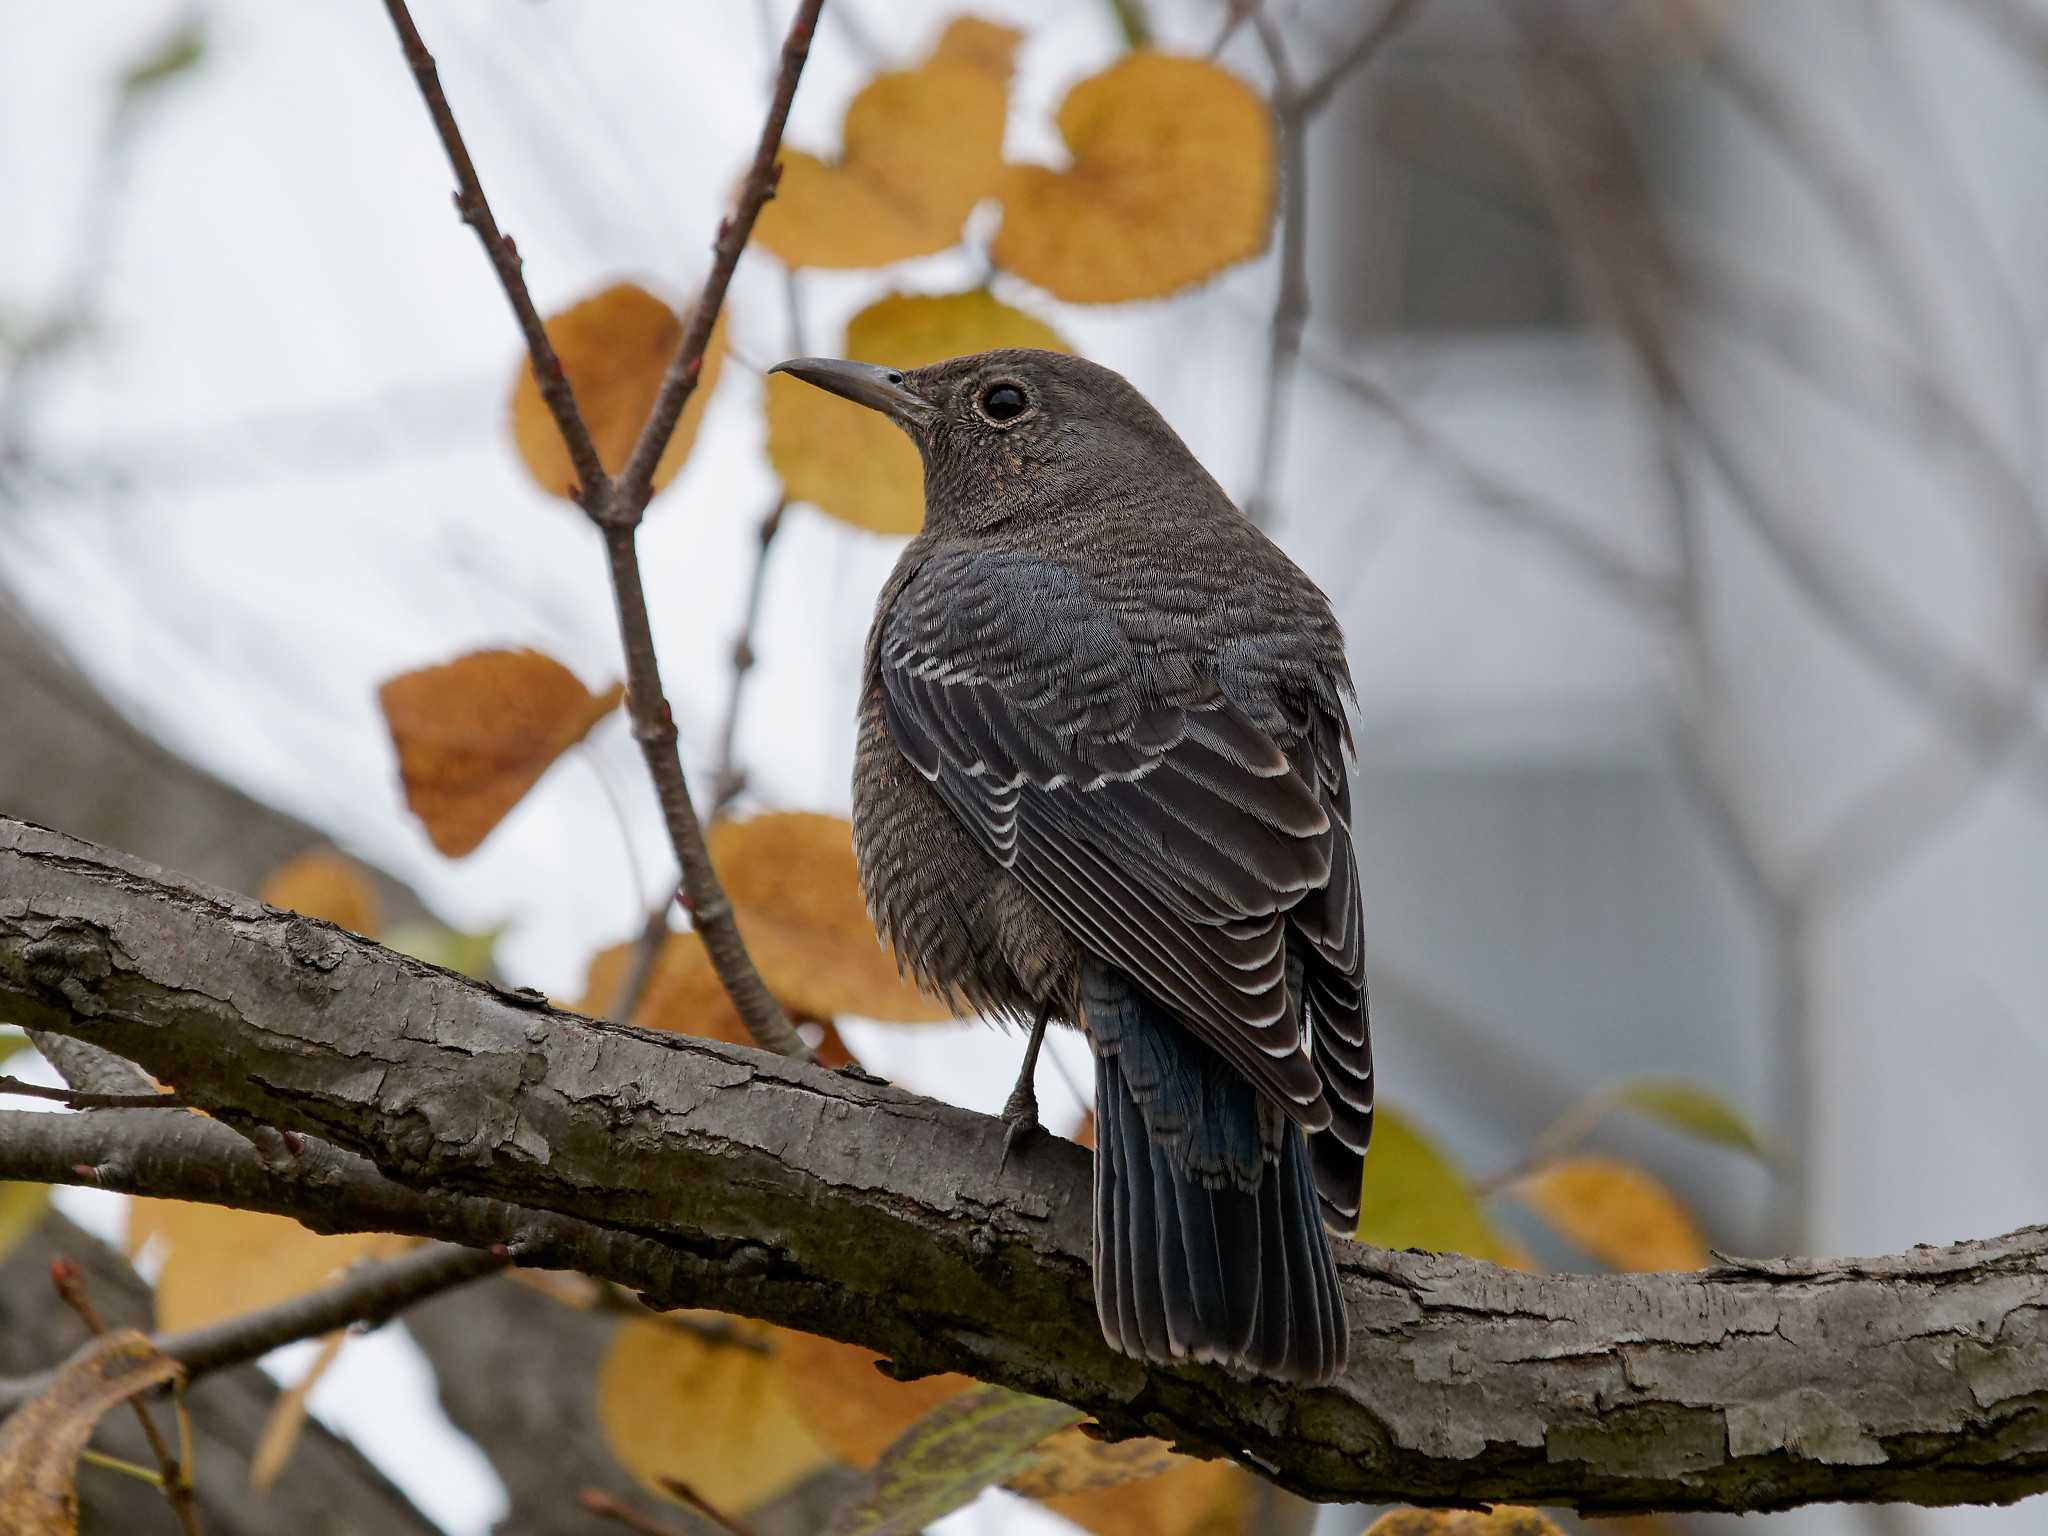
765 290 1068 534
775 1331 972 1468
1355 1105 1505 1260
993 54 1273 303
509 281 727 500
259 848 382 936
574 932 859 1065
707 811 958 1022
597 1314 830 1513
755 20 1019 270
1513 1157 1710 1273
378 647 622 858
127 1201 406 1333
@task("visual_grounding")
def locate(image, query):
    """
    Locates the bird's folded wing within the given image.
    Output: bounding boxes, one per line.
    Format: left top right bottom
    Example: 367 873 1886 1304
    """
879 548 1338 1127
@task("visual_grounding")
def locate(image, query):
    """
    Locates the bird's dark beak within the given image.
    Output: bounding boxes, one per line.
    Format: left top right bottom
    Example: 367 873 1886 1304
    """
768 357 934 428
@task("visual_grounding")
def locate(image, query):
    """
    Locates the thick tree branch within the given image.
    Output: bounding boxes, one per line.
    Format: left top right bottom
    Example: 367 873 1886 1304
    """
3 819 2047 1511
376 0 818 1062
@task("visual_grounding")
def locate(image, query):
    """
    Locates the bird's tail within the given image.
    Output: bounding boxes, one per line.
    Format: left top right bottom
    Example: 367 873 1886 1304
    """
1086 966 1347 1384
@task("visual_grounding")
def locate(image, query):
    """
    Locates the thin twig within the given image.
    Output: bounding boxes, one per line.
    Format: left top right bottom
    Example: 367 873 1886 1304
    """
577 1489 695 1536
609 899 673 1024
1243 0 1422 528
659 1478 758 1536
709 496 788 817
0 1074 184 1110
377 0 819 1061
51 1258 203 1536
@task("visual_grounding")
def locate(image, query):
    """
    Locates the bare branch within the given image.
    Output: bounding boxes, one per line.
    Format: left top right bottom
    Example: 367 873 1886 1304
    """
5 817 2048 1512
0 1075 182 1110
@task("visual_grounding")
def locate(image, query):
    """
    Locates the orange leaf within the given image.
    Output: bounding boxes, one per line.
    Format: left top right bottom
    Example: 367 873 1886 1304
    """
1513 1157 1710 1272
0 1330 182 1535
1004 1428 1176 1498
1040 1454 1253 1536
379 647 622 857
1365 1510 1565 1536
708 812 957 1022
775 1331 972 1468
574 931 858 1066
128 1201 410 1333
755 19 1018 270
260 847 382 936
509 280 727 500
765 290 1069 534
993 54 1273 303
597 1315 830 1512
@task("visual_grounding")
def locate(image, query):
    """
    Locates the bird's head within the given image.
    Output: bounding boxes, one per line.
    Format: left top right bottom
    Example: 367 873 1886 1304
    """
769 348 1204 534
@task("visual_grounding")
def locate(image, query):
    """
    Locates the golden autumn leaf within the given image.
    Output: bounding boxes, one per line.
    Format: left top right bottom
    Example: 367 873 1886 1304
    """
379 647 623 858
259 847 382 936
1004 1428 1176 1498
1513 1157 1710 1272
0 1330 182 1536
1366 1510 1565 1536
574 931 859 1067
765 290 1069 534
755 18 1019 269
1356 1106 1507 1260
993 53 1273 304
775 1331 972 1468
509 280 727 500
707 812 957 1022
1039 1454 1253 1536
597 1315 830 1513
127 1201 408 1334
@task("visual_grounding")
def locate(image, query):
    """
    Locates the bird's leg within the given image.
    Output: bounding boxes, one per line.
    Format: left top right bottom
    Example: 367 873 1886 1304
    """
1000 1000 1054 1159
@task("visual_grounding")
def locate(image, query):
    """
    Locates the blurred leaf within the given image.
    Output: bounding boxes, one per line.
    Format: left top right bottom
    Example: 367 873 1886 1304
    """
1038 1454 1252 1536
1355 1106 1505 1260
1365 1510 1565 1536
1609 1077 1769 1160
826 1384 1082 1536
509 281 726 501
993 53 1272 303
120 20 206 99
383 922 502 980
577 930 862 1063
756 18 1019 269
1513 1157 1710 1273
0 1184 51 1266
0 1030 31 1069
597 1314 829 1513
127 1202 407 1333
249 1329 346 1492
259 848 382 937
766 290 1069 534
378 647 622 858
0 1329 182 1534
774 1331 972 1468
707 812 957 1022
1005 1428 1176 1498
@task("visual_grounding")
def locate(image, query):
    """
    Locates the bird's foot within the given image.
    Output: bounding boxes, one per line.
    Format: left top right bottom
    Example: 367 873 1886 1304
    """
998 1082 1042 1169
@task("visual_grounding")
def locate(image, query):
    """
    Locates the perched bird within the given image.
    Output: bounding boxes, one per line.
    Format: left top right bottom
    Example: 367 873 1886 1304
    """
770 349 1371 1384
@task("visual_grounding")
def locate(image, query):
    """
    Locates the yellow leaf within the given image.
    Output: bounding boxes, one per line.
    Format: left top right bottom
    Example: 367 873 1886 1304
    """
0 1184 50 1266
127 1201 407 1334
1039 1455 1252 1536
755 19 1018 269
993 53 1273 303
1365 1510 1566 1536
259 848 382 937
249 1329 346 1492
1356 1106 1505 1260
774 1331 972 1468
707 812 957 1022
597 1315 830 1513
1513 1157 1710 1272
509 280 727 500
575 931 861 1066
0 1329 182 1536
765 290 1069 534
1004 1429 1176 1498
378 647 623 858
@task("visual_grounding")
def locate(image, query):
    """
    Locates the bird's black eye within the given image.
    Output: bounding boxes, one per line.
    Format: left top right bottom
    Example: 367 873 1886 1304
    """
978 382 1029 423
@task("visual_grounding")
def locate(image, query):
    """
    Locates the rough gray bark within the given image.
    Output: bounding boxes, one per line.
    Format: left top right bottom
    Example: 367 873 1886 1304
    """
0 1208 442 1536
3 815 2046 1514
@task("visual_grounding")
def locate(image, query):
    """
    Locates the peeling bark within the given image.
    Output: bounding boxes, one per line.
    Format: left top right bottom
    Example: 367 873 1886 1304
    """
2 816 2045 1513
